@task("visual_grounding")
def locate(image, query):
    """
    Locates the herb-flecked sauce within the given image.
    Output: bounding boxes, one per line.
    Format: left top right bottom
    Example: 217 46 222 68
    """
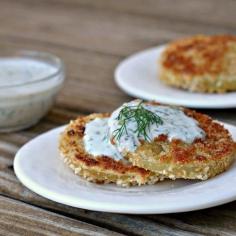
84 101 205 159
84 118 122 160
0 57 62 132
0 58 57 87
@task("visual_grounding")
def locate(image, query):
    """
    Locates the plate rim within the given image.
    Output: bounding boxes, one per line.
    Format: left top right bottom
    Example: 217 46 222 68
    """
14 123 236 214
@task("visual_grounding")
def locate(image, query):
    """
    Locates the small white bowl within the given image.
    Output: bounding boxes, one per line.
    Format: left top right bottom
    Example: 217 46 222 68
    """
0 50 65 132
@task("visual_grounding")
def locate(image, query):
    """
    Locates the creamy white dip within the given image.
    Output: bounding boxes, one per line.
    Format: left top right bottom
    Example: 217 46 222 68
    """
0 55 64 132
109 101 205 153
83 101 205 159
84 118 122 160
0 58 57 87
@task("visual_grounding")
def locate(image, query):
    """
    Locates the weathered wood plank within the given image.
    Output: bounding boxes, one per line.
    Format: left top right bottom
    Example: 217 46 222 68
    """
52 0 236 28
45 107 80 125
0 133 30 147
0 0 234 58
0 195 123 236
148 211 236 236
0 141 18 169
0 168 200 236
5 0 236 29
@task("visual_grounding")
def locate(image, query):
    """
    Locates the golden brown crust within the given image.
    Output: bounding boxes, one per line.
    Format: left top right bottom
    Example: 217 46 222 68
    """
127 103 236 180
59 113 161 187
159 35 236 93
59 102 236 183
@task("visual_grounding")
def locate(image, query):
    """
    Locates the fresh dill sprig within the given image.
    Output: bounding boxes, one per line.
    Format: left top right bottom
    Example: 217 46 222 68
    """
113 101 163 141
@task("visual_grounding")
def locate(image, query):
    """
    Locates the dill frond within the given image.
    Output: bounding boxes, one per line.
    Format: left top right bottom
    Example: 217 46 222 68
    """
113 101 163 141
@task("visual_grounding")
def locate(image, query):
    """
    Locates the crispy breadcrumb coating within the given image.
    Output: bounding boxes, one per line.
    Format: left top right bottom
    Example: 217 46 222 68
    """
59 113 162 187
59 103 236 185
127 104 236 180
160 35 236 93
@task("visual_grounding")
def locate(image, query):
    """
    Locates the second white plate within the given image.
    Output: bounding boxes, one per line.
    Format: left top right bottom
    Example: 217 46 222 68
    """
115 45 236 108
14 123 236 214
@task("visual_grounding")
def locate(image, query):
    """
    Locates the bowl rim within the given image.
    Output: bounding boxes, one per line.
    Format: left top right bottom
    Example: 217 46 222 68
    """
0 50 64 89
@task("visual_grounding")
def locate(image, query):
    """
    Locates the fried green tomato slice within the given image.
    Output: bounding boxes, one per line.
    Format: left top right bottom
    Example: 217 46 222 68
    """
126 109 236 180
160 35 236 93
59 113 162 187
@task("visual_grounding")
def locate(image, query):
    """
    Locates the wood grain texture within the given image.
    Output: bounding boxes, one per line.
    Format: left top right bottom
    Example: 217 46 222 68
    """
0 0 236 235
0 166 235 236
0 168 210 236
1 0 235 58
56 0 236 28
0 195 123 236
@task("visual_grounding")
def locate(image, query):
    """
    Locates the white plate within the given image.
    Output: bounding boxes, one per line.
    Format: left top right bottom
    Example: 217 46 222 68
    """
115 45 236 108
14 123 236 214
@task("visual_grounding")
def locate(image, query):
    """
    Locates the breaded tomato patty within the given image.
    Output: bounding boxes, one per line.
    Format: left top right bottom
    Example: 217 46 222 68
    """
59 113 161 187
125 107 236 180
160 35 236 93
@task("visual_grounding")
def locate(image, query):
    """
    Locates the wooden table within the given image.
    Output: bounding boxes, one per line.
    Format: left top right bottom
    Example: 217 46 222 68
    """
0 0 236 235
